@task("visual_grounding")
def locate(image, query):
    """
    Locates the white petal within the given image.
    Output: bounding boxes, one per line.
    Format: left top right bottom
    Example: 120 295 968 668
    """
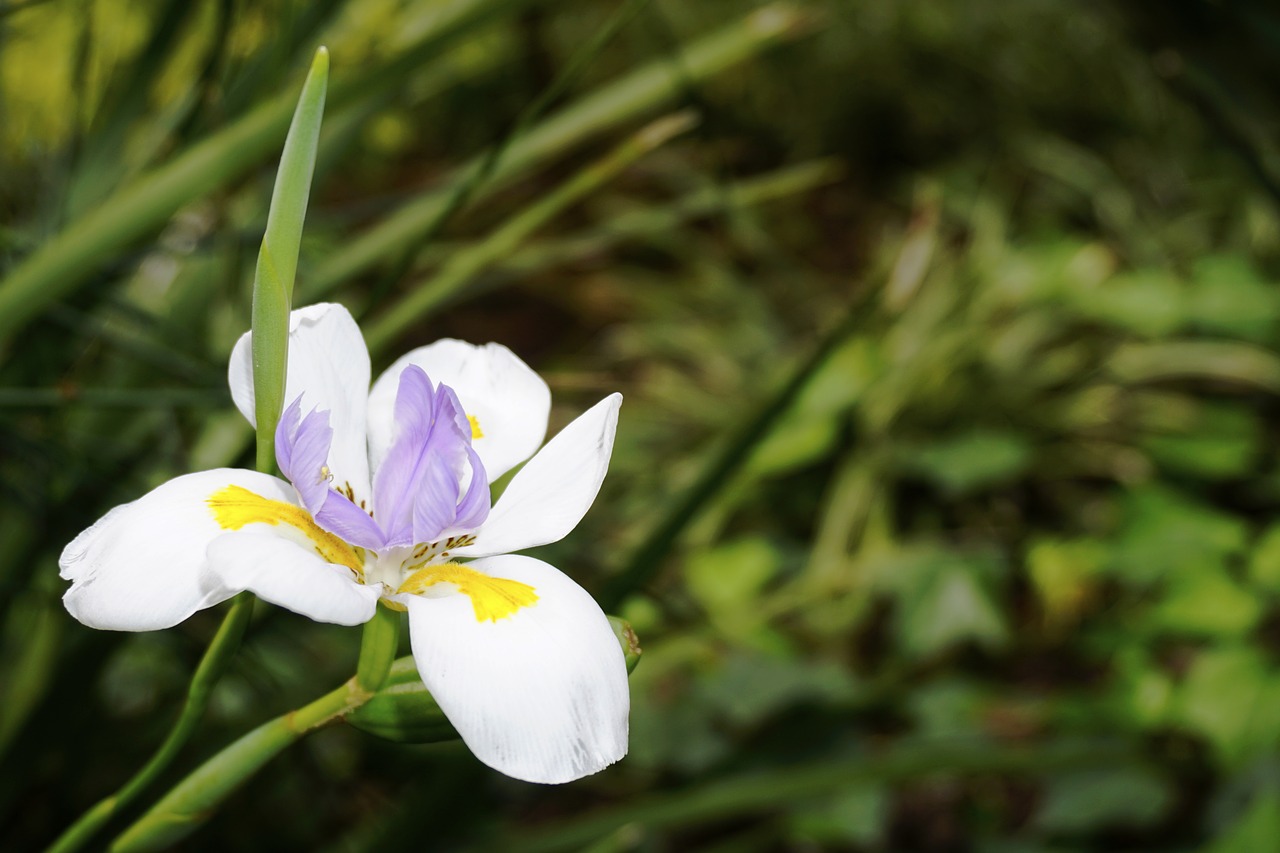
456 393 621 559
60 469 294 631
229 303 372 501
368 339 551 481
203 531 380 626
399 555 628 783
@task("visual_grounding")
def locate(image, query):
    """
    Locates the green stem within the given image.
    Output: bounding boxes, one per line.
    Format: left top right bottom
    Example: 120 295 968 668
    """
44 594 254 853
109 678 373 853
356 603 401 693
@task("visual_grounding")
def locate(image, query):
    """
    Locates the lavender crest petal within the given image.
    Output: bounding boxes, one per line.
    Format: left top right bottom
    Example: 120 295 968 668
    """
315 491 386 551
436 383 472 441
275 397 302 476
372 366 438 536
275 397 335 515
453 445 491 531
412 449 462 544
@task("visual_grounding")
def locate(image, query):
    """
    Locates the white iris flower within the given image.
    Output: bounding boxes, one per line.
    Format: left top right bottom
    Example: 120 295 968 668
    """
60 303 628 784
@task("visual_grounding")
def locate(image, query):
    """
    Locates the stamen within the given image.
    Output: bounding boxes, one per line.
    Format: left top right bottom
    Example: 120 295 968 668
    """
468 415 484 440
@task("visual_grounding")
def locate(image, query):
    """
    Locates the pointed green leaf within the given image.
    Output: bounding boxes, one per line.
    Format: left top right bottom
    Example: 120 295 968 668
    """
251 46 328 472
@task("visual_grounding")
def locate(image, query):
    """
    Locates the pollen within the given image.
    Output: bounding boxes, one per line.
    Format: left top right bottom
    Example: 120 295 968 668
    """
207 485 364 578
398 562 537 622
468 414 484 440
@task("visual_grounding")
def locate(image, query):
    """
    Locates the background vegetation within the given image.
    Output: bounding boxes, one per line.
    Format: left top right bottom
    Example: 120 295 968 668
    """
4 0 1280 849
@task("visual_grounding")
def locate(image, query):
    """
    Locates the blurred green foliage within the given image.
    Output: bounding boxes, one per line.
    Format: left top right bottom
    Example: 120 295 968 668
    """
4 0 1280 849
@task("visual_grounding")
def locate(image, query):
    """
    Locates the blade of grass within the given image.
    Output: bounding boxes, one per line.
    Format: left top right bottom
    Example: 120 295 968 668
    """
303 4 815 301
363 111 699 352
0 0 547 352
359 0 656 314
508 739 1146 853
0 569 62 761
412 159 842 276
0 388 224 407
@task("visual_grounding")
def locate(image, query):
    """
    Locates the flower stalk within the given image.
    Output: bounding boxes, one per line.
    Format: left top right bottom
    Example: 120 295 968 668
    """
109 679 374 853
110 616 642 852
356 602 402 693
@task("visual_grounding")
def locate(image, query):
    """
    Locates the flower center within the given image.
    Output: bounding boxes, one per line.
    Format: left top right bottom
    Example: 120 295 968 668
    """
220 365 530 622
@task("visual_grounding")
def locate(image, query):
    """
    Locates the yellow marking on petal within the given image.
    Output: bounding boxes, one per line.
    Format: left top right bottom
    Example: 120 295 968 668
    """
207 485 364 578
468 414 484 440
398 561 537 622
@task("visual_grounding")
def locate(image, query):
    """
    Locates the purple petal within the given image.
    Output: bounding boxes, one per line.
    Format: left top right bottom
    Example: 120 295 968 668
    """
275 397 301 475
453 446 491 531
436 383 472 441
371 366 495 548
412 449 462 543
315 491 386 551
373 367 438 535
274 395 335 515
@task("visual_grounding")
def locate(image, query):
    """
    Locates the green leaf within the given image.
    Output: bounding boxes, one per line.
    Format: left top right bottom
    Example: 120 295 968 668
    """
1140 403 1260 480
701 653 857 728
686 536 781 640
789 785 887 846
1205 792 1280 853
878 548 1009 658
1152 568 1262 638
1034 767 1172 833
901 567 1009 657
1065 269 1185 337
1026 538 1108 629
1188 255 1280 342
1248 524 1280 593
898 429 1034 495
251 46 328 471
1113 488 1248 585
1175 646 1280 768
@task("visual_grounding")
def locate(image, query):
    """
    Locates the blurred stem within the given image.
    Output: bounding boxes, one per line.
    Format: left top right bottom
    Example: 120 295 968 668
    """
0 570 63 761
364 110 699 352
409 159 842 277
511 739 1145 852
0 388 224 407
44 595 254 853
356 604 401 693
109 678 373 853
598 298 864 612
